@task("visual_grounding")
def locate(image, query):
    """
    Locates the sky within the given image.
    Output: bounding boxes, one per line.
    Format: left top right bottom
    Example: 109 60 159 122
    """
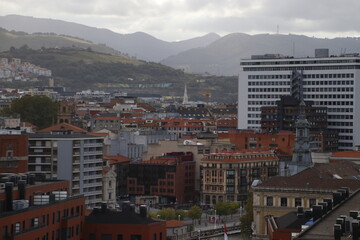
1 0 360 42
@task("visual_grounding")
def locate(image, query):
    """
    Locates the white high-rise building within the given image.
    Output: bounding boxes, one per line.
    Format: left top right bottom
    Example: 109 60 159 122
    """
28 132 104 208
238 51 360 150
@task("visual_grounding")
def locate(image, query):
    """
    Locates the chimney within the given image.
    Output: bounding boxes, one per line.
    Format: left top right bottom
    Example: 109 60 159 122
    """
334 224 342 240
297 206 304 217
352 220 359 240
305 210 312 218
350 211 359 219
29 174 35 185
5 182 14 211
318 202 328 215
338 189 347 201
101 203 107 213
340 187 350 198
130 204 135 213
333 192 342 206
139 205 147 218
323 198 333 211
18 180 26 200
313 205 323 221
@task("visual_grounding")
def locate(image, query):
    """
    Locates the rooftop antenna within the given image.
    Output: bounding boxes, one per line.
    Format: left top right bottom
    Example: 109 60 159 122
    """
277 24 279 35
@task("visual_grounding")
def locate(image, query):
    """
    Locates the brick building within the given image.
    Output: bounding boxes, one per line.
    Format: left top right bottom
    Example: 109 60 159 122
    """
84 204 166 240
260 95 338 152
0 133 28 173
224 129 295 155
128 152 196 204
200 150 279 205
0 178 85 240
104 155 130 198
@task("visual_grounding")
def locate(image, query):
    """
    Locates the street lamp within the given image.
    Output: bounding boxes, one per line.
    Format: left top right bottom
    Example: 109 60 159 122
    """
198 229 201 240
178 214 181 221
157 214 160 219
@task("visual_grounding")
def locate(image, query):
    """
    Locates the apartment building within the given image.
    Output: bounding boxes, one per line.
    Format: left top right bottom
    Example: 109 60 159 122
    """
200 150 279 205
252 161 360 239
238 50 360 150
0 178 85 240
128 152 196 204
28 130 103 208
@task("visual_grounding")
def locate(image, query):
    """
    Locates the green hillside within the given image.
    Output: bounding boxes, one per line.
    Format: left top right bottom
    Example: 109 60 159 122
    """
0 27 122 55
0 47 238 103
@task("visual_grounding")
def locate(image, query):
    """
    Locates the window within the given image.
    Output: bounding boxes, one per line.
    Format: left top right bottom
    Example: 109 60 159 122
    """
117 235 123 240
280 197 287 207
309 198 316 208
101 234 112 240
153 233 157 240
266 197 273 206
89 233 95 240
295 198 302 207
131 235 142 240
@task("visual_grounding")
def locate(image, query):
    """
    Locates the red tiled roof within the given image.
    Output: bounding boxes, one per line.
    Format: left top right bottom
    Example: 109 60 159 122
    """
331 151 360 158
256 161 360 191
104 155 131 164
37 123 87 133
93 116 121 120
88 132 108 137
166 220 188 228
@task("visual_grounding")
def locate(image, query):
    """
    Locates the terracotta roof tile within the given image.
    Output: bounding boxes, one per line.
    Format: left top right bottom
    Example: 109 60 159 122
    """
256 161 360 191
331 151 360 158
165 220 188 228
37 123 87 133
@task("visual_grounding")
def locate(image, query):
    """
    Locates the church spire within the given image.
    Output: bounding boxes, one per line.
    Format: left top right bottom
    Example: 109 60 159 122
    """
182 83 189 105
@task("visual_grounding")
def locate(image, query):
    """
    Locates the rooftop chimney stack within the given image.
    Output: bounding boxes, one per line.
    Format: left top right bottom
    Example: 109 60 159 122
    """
5 182 14 211
334 224 342 240
18 180 26 200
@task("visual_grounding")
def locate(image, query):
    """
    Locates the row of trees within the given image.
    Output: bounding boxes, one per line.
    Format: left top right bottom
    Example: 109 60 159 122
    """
150 206 203 224
0 95 58 129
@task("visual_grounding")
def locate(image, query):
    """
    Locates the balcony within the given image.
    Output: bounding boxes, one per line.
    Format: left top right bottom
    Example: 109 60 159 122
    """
84 142 103 147
85 190 103 197
84 151 103 155
84 182 102 188
83 166 103 171
85 197 102 204
84 158 102 164
83 174 102 180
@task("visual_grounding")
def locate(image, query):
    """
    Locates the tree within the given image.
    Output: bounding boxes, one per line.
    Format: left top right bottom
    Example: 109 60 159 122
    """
188 205 202 225
229 202 240 218
213 202 230 219
157 208 176 220
175 209 187 220
8 95 58 129
240 192 254 234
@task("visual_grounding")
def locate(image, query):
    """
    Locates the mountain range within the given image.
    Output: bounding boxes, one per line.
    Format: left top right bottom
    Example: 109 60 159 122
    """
0 15 220 62
2 15 360 76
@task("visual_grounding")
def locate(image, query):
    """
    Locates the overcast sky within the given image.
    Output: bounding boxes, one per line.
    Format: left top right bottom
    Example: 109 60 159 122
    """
1 0 359 41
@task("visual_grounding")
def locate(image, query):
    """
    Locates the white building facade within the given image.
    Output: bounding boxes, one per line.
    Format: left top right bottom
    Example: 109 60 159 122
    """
238 52 360 150
28 133 104 208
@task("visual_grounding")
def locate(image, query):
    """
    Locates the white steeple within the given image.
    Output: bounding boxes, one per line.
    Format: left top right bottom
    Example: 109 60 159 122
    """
182 83 189 105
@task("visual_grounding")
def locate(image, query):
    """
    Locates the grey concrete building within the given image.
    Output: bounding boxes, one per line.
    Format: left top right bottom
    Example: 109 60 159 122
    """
28 131 103 208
